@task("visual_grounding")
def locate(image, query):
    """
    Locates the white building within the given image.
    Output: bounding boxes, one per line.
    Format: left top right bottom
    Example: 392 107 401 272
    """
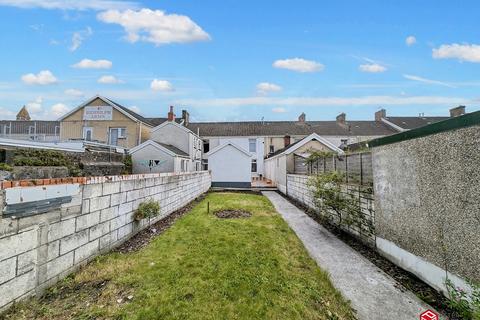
129 108 203 174
206 142 252 187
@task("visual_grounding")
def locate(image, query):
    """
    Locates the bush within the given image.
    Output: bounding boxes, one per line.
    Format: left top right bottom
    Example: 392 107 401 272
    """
134 199 161 221
0 163 13 171
122 155 132 174
446 278 480 319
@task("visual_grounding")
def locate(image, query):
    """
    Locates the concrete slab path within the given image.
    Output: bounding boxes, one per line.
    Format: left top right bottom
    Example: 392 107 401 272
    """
263 191 437 320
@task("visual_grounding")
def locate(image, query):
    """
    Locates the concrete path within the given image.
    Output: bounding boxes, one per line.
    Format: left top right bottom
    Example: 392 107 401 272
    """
263 191 436 320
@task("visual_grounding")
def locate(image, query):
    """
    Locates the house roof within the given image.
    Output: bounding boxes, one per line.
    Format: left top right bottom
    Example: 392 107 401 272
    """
187 120 396 137
265 133 344 160
206 141 252 157
58 95 154 127
0 120 59 134
384 116 450 130
129 140 189 157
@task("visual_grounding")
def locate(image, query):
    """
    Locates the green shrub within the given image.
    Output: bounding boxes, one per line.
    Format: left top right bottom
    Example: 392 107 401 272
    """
446 278 480 319
134 199 161 221
0 163 13 171
122 155 132 174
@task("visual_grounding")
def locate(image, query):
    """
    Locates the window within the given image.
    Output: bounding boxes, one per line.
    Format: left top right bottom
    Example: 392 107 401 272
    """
202 159 208 170
83 127 93 141
249 139 256 152
203 140 210 153
269 145 274 153
109 128 126 146
251 159 257 172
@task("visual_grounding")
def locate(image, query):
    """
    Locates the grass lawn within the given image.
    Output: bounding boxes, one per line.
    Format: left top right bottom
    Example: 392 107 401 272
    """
2 192 355 320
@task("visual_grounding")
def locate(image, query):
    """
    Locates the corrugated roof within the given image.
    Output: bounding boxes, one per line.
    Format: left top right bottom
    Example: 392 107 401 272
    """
385 116 450 130
187 120 396 137
0 121 59 134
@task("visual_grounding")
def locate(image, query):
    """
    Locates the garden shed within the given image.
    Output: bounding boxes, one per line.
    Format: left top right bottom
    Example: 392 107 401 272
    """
206 142 252 188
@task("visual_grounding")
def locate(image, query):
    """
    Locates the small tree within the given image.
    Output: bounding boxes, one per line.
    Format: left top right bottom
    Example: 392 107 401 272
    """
134 199 161 226
308 171 357 225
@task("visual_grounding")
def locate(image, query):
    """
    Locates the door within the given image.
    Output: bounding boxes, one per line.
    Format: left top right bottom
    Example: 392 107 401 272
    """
83 127 93 141
109 128 119 145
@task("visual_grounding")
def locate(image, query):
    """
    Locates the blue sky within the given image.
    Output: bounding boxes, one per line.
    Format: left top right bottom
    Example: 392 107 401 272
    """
0 0 479 122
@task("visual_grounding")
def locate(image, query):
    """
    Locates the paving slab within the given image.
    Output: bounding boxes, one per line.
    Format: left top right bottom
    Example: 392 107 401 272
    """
263 191 438 320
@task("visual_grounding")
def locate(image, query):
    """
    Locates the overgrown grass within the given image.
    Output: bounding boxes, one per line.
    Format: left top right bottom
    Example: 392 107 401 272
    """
2 192 355 320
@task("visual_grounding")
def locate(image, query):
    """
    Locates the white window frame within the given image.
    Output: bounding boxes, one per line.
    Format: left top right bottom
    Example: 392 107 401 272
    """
249 139 256 152
251 159 257 172
110 127 127 139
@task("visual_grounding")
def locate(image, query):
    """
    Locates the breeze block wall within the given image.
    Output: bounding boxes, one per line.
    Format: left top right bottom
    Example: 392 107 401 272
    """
286 174 375 246
0 171 211 310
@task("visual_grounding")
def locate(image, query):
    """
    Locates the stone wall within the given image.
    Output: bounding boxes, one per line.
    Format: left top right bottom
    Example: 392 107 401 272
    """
286 174 375 246
0 171 211 310
372 123 480 294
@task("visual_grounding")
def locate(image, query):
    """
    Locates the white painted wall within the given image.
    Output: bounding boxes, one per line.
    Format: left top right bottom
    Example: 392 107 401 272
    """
204 137 264 176
208 144 251 183
264 154 287 193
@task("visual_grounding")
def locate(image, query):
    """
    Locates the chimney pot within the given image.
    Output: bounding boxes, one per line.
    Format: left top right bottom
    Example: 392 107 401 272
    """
167 106 175 121
283 135 291 147
375 108 386 122
298 112 306 123
450 105 465 117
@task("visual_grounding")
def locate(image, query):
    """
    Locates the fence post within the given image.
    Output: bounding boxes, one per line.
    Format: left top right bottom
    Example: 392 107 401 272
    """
360 153 363 186
345 154 348 184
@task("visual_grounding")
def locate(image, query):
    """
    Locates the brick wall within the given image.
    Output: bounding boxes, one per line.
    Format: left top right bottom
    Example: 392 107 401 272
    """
0 171 211 310
286 174 375 246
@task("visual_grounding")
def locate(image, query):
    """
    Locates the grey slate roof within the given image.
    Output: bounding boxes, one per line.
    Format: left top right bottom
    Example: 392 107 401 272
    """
384 116 450 130
186 120 396 137
156 142 189 157
0 120 60 134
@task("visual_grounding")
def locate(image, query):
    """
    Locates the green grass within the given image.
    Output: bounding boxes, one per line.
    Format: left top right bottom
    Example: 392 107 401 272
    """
2 192 355 320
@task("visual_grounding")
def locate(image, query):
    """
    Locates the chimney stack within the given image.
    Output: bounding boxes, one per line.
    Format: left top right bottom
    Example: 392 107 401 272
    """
336 112 346 125
283 135 291 147
167 106 175 121
182 109 190 126
449 105 465 117
375 109 386 122
298 112 306 123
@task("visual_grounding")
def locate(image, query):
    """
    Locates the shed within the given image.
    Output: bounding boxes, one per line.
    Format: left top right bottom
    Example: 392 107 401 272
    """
129 140 190 174
264 133 344 193
206 142 252 188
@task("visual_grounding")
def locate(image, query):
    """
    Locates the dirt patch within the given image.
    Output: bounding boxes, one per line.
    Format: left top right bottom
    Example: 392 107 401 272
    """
278 191 457 318
214 209 252 219
115 194 206 254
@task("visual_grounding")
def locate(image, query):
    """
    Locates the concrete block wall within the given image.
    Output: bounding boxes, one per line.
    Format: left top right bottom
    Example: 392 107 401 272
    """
0 171 211 310
286 174 375 246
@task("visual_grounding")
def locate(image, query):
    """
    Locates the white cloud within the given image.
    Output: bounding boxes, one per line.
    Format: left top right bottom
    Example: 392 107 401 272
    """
273 58 324 73
406 36 416 46
50 103 70 117
359 63 387 73
256 82 282 95
150 79 174 92
0 107 16 119
21 70 58 85
72 59 112 69
176 95 468 107
97 8 210 46
64 89 84 97
0 0 137 10
403 74 455 88
97 75 123 84
70 27 93 52
25 97 43 113
432 43 480 63
129 106 141 113
272 107 287 113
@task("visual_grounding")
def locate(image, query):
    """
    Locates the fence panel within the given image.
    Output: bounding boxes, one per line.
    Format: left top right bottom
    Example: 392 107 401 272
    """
304 151 373 186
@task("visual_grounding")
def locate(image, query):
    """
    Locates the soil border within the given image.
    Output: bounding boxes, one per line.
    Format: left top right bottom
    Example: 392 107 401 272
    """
276 191 459 319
